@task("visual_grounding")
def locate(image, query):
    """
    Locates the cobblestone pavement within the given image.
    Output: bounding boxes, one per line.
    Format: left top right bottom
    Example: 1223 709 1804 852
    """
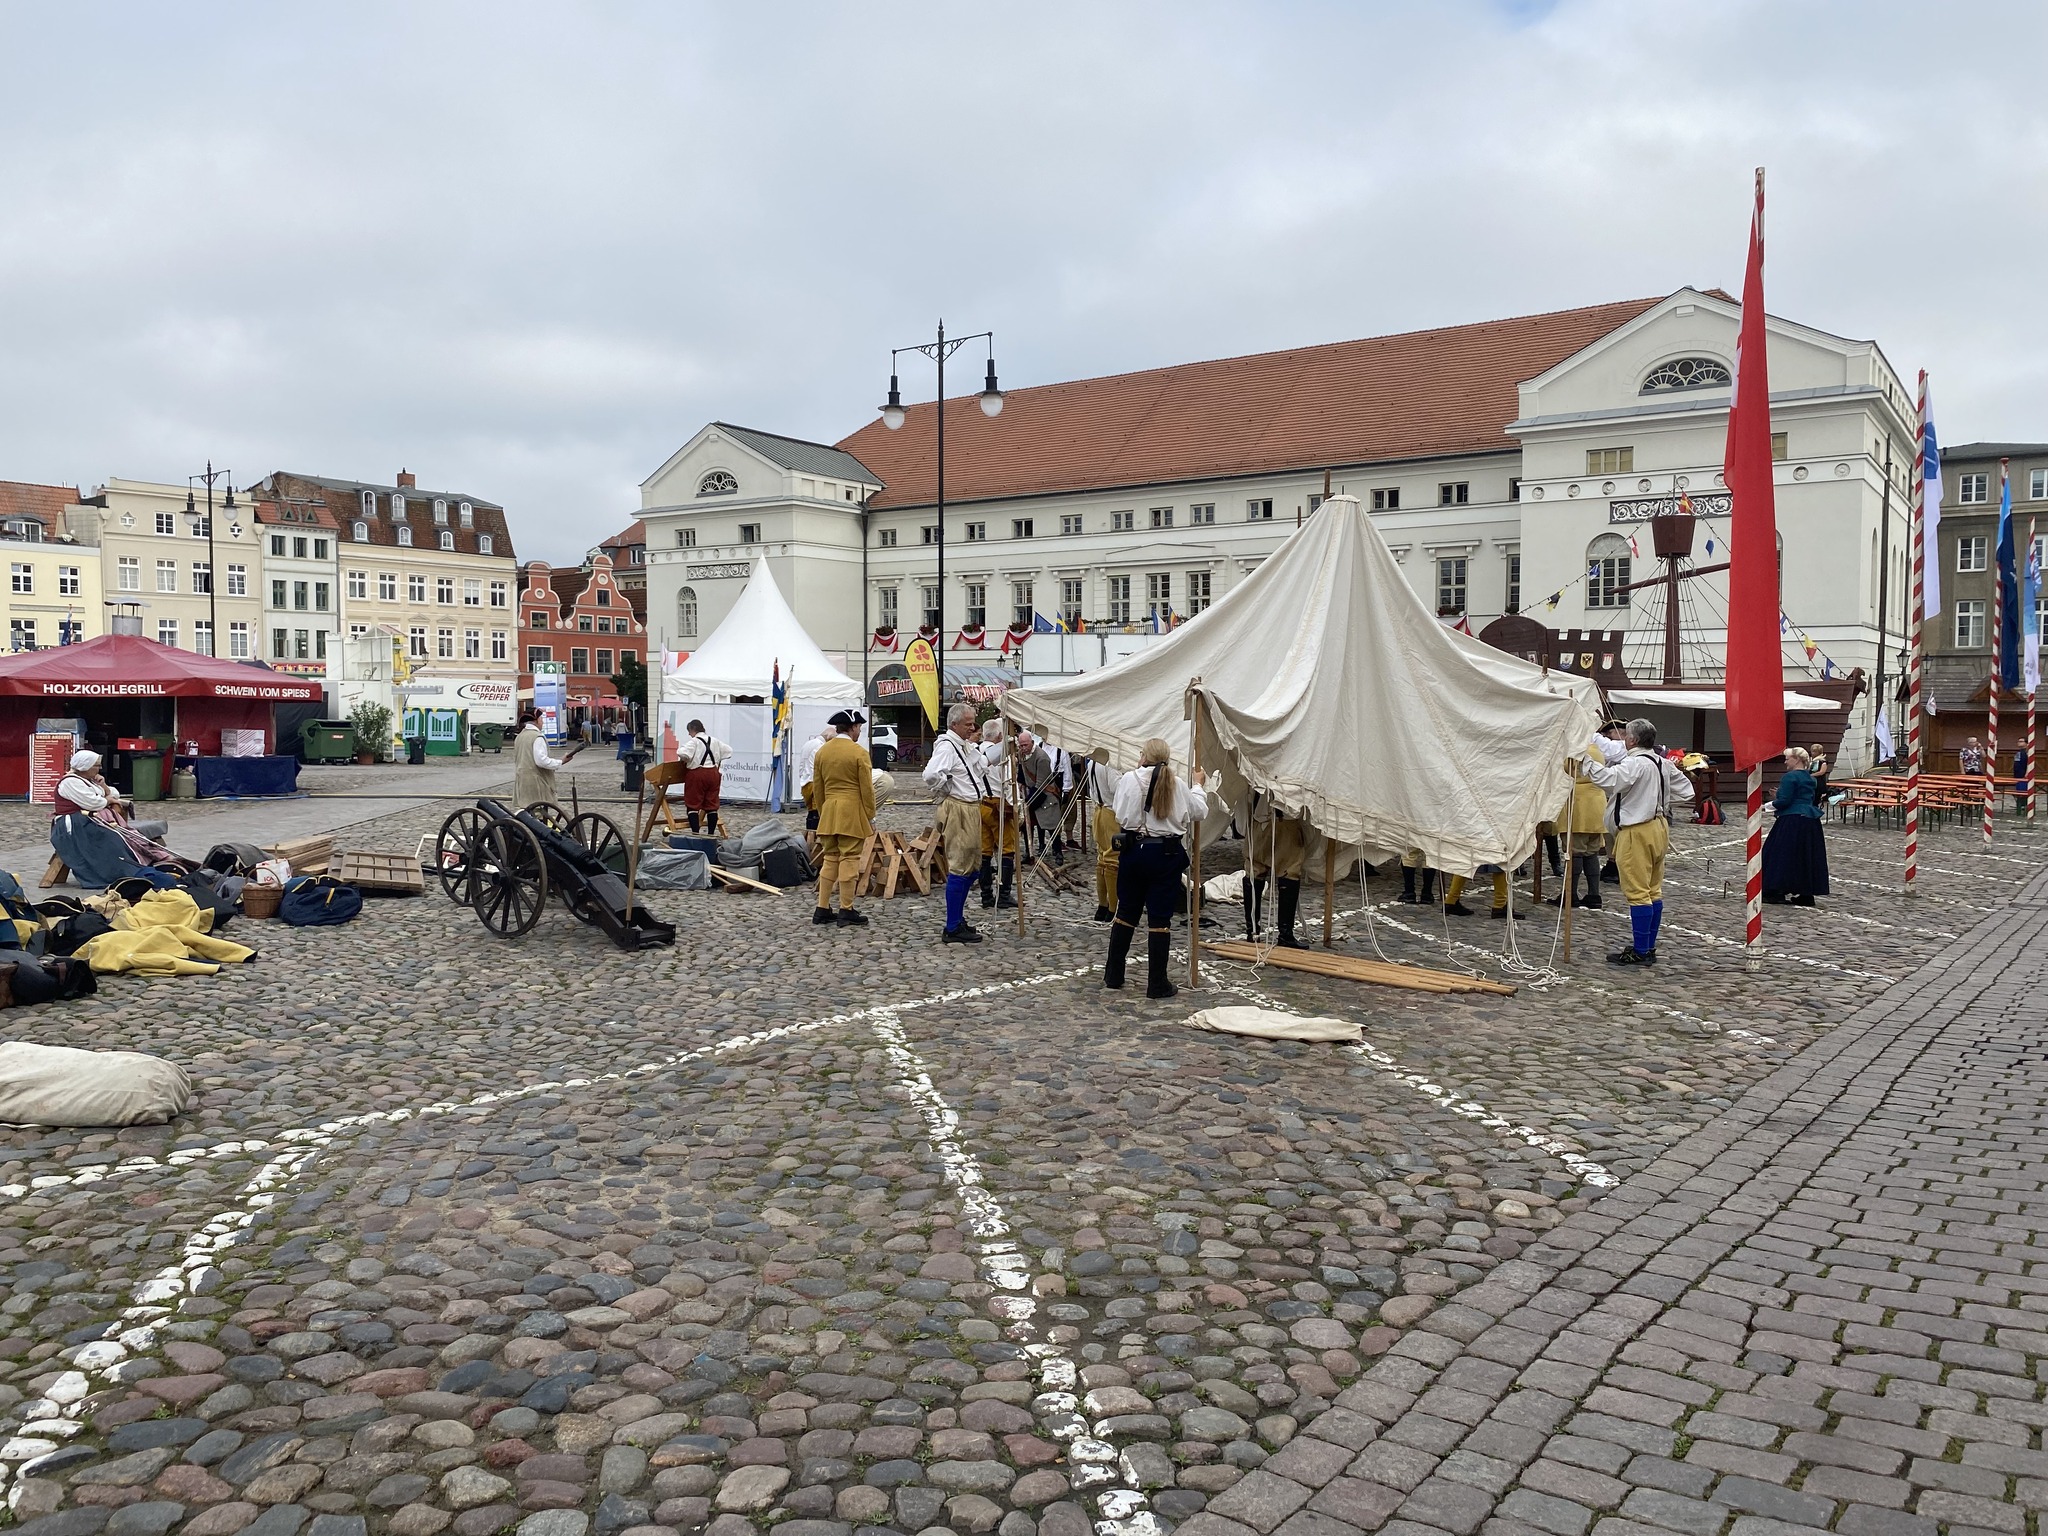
0 792 2038 1536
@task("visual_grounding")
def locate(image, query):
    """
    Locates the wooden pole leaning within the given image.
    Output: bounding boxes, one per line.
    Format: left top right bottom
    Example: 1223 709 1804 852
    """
1187 677 1202 989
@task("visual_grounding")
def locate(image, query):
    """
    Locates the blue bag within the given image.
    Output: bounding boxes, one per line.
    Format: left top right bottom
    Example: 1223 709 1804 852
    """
279 876 363 926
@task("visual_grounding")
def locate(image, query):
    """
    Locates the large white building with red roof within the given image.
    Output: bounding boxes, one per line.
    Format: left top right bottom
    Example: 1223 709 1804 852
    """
637 289 1915 767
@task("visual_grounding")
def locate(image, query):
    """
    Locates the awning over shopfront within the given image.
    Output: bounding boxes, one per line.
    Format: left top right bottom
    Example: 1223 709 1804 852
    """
868 662 1020 709
0 634 322 701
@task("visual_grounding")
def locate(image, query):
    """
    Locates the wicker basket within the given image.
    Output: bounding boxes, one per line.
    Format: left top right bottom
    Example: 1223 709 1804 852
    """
241 885 283 919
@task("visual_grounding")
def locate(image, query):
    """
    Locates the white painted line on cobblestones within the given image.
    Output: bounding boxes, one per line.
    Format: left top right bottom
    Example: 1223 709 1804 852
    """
873 1011 1160 1536
1570 902 1897 982
1198 959 1619 1188
0 966 1100 1204
1655 875 1960 939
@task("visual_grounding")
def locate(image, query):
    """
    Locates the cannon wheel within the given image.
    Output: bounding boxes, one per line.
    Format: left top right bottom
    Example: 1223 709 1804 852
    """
562 812 630 924
433 807 492 904
526 802 572 834
473 820 548 937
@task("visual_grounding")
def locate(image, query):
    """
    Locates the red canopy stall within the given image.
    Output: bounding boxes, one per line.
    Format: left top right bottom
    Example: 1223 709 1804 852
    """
0 635 322 797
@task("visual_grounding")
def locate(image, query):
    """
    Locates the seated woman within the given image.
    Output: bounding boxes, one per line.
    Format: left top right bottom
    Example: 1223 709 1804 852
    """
1761 747 1830 907
54 751 181 869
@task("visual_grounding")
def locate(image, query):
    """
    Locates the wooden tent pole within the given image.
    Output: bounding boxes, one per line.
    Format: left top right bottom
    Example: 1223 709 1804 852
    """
1561 848 1572 963
1322 831 1335 947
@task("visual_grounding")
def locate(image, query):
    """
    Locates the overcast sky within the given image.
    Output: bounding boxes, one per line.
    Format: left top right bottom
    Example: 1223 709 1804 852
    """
2 2 2042 563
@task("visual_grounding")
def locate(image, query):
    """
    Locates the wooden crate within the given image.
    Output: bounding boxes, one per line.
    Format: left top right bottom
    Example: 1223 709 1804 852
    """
330 850 425 895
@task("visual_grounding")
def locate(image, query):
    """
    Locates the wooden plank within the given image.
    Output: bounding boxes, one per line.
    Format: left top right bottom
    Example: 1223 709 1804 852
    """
901 838 931 895
40 855 68 890
882 850 904 900
1204 938 1517 996
330 851 426 895
265 835 332 876
708 865 786 895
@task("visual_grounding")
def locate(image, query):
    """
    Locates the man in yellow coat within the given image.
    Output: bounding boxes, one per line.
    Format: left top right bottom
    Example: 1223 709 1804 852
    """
812 710 877 928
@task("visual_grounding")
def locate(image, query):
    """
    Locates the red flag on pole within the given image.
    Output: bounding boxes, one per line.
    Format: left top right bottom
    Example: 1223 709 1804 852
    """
1724 169 1785 771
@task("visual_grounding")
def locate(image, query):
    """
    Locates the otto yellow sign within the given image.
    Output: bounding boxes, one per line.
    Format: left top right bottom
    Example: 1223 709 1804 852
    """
904 638 940 729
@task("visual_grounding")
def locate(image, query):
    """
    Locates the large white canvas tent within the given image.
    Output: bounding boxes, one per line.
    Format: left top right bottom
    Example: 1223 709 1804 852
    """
658 562 861 801
1000 495 1602 874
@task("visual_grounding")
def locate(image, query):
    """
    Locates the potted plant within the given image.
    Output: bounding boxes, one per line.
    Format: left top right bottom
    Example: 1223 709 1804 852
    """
349 701 393 764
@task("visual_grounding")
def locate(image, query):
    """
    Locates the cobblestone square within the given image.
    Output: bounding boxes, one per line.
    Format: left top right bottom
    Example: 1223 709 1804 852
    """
0 767 2041 1536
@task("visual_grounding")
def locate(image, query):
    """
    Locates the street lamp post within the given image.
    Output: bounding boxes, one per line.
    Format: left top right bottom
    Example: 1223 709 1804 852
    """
185 462 241 656
882 322 1004 706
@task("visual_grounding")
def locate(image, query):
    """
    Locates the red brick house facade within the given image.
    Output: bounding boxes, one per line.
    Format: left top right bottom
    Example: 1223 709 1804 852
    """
518 552 645 728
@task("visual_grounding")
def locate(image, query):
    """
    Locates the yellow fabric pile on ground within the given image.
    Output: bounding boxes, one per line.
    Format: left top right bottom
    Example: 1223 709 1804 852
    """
79 889 255 977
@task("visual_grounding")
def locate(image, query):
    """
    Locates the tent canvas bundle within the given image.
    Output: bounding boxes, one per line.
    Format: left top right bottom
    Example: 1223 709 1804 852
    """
658 562 861 803
1001 495 1601 875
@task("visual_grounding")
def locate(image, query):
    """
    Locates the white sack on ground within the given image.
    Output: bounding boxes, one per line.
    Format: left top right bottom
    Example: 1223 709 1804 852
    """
1002 496 1599 874
1202 871 1246 902
0 1041 192 1127
1184 1006 1360 1043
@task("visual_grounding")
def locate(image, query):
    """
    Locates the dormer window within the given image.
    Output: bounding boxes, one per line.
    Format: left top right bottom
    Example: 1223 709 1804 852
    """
397 525 413 547
697 470 739 497
433 499 448 524
480 534 494 555
353 521 369 542
459 503 473 528
1641 357 1732 394
439 530 455 551
393 494 407 516
361 491 376 517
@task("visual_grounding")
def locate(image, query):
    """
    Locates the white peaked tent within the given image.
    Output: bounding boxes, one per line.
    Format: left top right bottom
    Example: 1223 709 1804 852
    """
664 562 862 704
657 562 859 801
1000 496 1602 874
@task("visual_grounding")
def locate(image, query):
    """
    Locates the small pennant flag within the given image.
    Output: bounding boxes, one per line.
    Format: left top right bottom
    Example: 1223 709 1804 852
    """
1704 535 1716 556
1627 533 1642 558
1545 592 1561 611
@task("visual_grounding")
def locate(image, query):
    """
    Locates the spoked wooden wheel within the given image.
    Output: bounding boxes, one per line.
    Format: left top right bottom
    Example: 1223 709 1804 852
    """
472 820 548 937
526 802 571 834
434 808 491 904
562 812 630 924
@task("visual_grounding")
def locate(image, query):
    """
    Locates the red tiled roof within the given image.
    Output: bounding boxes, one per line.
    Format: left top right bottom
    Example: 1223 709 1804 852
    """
0 480 83 524
600 520 645 551
837 297 1665 511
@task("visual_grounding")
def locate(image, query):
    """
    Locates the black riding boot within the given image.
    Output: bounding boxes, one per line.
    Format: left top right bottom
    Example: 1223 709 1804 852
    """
1399 865 1416 903
1576 854 1604 908
1542 833 1563 877
1276 878 1303 949
1419 868 1437 905
997 856 1017 909
980 856 996 907
1104 919 1135 989
1145 927 1178 999
1243 875 1265 939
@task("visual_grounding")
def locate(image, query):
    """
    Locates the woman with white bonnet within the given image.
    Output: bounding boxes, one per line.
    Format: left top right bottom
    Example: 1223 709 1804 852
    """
54 749 176 865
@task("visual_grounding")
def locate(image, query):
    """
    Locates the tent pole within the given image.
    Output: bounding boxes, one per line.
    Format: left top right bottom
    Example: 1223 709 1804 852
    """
1561 850 1572 963
1188 679 1202 988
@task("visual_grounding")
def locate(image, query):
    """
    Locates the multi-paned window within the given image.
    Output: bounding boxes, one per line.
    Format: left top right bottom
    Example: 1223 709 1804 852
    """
1507 552 1522 614
491 631 508 662
156 560 177 593
877 528 897 548
1190 503 1215 526
678 528 697 548
1372 488 1400 511
920 585 940 629
595 649 612 675
1012 519 1034 539
379 572 398 600
1011 581 1033 629
877 588 897 629
409 626 428 658
964 523 986 542
465 629 482 660
2031 469 2048 501
193 620 213 657
437 577 455 605
570 647 589 674
1958 473 1989 504
408 574 427 602
228 622 250 658
58 565 78 596
1106 575 1131 624
1111 510 1135 531
155 511 177 536
272 627 289 660
1586 447 1634 475
347 570 368 599
9 618 34 650
1436 557 1468 615
1956 598 1987 649
1060 514 1083 536
1146 572 1171 621
1150 507 1174 529
527 645 551 670
1246 499 1273 521
436 628 454 659
1957 535 1988 573
272 578 288 608
292 581 308 611
117 557 139 591
963 584 986 629
1439 482 1469 506
490 581 508 608
1060 578 1083 628
1187 571 1212 615
314 581 330 611
8 564 29 595
192 562 211 594
226 563 247 597
464 579 481 606
158 619 178 647
1587 534 1632 608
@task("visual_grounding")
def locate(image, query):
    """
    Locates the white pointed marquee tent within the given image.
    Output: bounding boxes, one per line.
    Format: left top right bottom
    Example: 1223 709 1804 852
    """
658 562 860 801
1000 495 1602 874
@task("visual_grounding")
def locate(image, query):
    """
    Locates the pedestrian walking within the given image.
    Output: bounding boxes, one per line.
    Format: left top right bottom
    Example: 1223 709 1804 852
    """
1761 746 1830 907
810 712 875 927
1104 737 1208 999
1578 718 1694 965
922 703 994 944
680 720 733 836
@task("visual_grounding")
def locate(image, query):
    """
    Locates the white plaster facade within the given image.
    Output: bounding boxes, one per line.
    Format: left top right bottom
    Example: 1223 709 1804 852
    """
638 290 1915 770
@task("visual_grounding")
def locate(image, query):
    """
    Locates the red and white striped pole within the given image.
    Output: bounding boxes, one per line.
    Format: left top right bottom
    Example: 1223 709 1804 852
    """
2029 513 2038 824
1744 765 1764 970
1904 373 1928 895
1985 458 2008 848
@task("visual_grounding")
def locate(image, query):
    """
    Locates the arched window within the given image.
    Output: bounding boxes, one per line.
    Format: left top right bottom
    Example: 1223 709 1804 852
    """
678 586 699 637
439 530 455 551
353 520 368 542
397 525 412 547
1641 357 1731 394
1587 533 1632 608
697 470 738 498
479 533 494 555
360 490 376 517
393 494 407 516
